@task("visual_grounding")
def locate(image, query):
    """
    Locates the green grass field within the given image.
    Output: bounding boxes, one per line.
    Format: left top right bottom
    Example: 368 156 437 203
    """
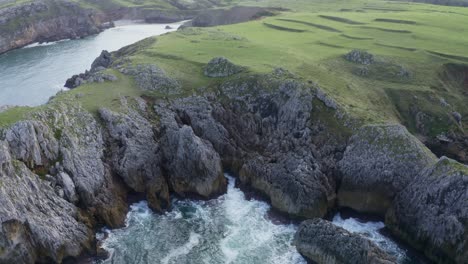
1 0 467 139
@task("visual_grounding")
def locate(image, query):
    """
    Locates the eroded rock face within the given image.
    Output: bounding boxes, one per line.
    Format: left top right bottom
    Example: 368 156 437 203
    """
0 141 92 263
338 124 437 215
99 100 169 212
294 218 396 264
386 157 468 264
204 57 244 78
33 103 128 228
3 120 59 168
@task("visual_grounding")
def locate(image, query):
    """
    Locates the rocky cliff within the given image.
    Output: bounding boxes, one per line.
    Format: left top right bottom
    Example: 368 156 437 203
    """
0 0 113 54
0 54 467 263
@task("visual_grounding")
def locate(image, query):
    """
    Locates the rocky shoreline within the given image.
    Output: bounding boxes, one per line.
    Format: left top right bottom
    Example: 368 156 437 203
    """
0 49 466 263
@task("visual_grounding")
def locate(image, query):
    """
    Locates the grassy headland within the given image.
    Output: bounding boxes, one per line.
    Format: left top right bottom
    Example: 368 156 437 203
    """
1 0 467 142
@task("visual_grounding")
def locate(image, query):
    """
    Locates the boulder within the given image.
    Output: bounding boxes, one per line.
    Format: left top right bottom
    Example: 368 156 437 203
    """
386 157 468 264
338 124 437 215
294 218 396 264
204 57 244 77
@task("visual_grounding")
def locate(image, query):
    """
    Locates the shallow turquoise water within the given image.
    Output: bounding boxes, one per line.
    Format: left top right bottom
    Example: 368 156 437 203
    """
0 21 183 107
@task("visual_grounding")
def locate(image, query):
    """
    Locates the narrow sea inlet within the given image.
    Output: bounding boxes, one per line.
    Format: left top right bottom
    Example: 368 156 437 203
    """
0 21 183 107
97 175 414 264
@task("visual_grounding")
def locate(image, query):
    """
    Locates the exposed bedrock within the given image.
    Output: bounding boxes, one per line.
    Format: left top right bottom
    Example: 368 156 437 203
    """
386 157 468 264
294 219 396 264
337 124 437 215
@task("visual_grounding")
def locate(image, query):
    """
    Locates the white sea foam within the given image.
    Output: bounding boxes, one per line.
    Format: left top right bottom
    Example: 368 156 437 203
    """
332 213 407 261
98 175 411 264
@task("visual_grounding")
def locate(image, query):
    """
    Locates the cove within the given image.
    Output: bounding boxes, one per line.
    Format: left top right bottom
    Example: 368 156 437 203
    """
97 175 419 264
0 21 184 107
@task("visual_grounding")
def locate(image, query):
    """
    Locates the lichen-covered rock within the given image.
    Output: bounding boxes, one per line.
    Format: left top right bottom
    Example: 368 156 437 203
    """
386 157 468 264
99 100 169 212
0 141 92 263
123 64 181 94
345 49 375 65
204 57 244 77
294 218 396 264
338 124 437 215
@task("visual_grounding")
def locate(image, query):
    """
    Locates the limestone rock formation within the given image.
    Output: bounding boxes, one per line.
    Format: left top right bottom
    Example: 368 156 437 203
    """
386 157 468 264
204 57 244 77
338 124 437 215
294 218 396 264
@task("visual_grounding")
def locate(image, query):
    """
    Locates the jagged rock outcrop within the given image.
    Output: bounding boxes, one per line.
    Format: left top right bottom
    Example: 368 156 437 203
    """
0 141 92 263
159 105 227 198
99 99 170 212
204 57 244 78
294 218 396 264
386 157 468 264
338 124 437 215
0 0 112 54
157 74 345 218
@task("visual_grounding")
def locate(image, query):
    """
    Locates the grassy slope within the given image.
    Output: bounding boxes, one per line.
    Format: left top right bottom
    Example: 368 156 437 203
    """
1 0 467 139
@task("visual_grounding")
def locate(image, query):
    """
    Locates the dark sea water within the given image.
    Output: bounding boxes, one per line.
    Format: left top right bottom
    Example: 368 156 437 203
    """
0 21 184 107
